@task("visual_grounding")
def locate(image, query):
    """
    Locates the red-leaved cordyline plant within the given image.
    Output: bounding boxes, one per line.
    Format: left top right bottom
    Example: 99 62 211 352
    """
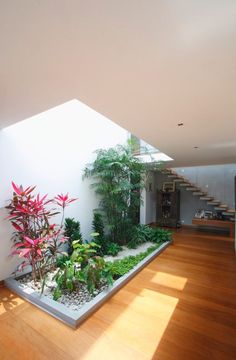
6 182 77 283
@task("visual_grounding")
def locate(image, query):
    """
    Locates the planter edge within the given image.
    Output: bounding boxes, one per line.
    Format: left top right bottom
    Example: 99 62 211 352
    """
4 240 172 328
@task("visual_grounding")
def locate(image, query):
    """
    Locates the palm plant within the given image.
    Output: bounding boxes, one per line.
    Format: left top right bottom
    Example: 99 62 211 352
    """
84 143 147 245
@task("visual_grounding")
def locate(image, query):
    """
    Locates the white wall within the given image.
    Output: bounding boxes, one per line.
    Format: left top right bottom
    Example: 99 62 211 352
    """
0 99 128 280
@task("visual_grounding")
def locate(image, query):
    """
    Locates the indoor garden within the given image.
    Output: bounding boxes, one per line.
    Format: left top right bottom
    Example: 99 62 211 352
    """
6 142 172 314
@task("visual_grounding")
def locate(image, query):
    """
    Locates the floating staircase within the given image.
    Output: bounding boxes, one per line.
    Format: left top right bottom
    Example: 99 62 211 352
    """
207 200 221 205
200 196 214 201
163 168 235 221
193 191 205 196
179 183 191 187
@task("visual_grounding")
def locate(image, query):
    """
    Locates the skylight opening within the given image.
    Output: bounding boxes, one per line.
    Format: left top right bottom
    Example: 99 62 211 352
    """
136 152 173 163
134 138 173 163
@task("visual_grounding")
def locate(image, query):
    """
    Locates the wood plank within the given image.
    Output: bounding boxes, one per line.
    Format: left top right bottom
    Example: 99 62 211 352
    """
192 218 235 237
1 228 236 359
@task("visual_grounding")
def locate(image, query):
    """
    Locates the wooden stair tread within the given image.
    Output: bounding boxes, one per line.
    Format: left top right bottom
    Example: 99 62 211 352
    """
163 168 233 216
222 210 235 214
200 196 214 200
215 207 229 211
167 175 179 178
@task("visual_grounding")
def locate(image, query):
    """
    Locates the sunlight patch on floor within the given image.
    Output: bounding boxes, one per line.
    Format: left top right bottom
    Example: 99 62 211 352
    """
152 272 187 290
83 289 179 359
0 292 24 315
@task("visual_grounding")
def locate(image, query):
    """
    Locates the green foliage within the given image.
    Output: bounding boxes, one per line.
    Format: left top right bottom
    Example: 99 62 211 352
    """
84 143 147 245
92 212 107 255
109 245 159 278
127 225 172 248
53 254 113 298
106 242 122 256
80 257 113 294
108 227 172 279
53 223 171 301
53 287 62 301
56 254 70 269
92 213 123 256
53 260 76 300
126 238 140 249
127 224 151 248
92 212 104 238
70 241 99 268
150 228 172 243
64 218 83 255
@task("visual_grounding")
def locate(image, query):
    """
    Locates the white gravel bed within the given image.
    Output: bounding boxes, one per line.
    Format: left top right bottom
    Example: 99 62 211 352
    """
104 241 154 262
16 242 156 312
18 271 108 312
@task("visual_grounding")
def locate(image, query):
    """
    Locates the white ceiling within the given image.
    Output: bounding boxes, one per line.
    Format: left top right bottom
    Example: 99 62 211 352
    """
1 0 236 167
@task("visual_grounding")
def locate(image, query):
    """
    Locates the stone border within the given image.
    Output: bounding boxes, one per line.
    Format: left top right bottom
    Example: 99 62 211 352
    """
4 241 172 328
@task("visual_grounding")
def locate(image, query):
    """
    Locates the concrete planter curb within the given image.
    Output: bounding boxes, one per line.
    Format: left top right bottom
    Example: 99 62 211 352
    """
5 241 172 328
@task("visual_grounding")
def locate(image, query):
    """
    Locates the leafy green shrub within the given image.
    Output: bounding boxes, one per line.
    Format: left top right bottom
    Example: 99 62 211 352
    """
92 212 107 255
56 254 70 269
92 213 123 256
126 224 152 248
127 225 172 248
127 238 139 249
53 259 76 300
106 242 122 256
92 212 104 238
70 241 99 268
150 228 172 243
127 227 145 248
79 257 113 294
53 255 113 299
108 245 158 278
64 218 83 255
53 224 172 301
138 224 154 241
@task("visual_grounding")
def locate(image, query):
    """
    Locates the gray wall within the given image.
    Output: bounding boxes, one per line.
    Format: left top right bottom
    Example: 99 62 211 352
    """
173 164 236 210
152 164 236 226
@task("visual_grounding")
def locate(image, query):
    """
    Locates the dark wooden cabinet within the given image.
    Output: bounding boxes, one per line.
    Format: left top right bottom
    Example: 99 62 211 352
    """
156 190 180 228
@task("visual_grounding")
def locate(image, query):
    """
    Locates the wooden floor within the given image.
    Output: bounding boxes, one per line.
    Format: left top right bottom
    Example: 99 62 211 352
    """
1 228 236 360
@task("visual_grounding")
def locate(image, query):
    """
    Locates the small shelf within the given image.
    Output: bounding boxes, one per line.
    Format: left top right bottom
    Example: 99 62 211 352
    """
156 190 180 228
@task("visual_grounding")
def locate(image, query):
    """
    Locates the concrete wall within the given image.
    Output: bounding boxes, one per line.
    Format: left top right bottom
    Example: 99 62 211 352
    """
173 164 236 210
173 164 236 225
0 99 128 280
